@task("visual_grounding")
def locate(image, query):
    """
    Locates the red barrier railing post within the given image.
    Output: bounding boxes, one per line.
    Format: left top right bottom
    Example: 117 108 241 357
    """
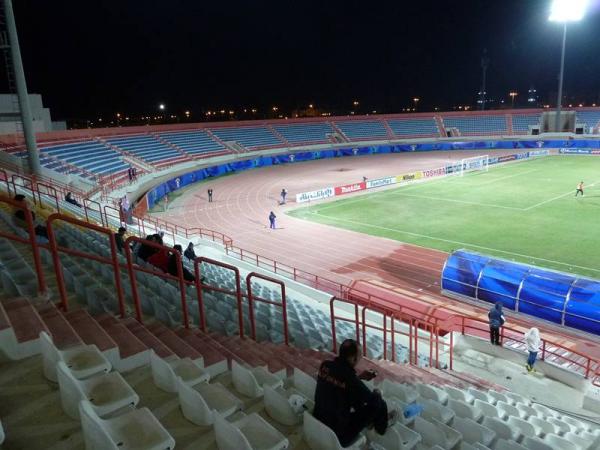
383 313 387 360
175 251 189 329
449 331 454 370
46 218 70 311
330 297 337 352
124 237 143 322
361 307 367 357
193 262 207 332
391 315 396 362
246 272 288 346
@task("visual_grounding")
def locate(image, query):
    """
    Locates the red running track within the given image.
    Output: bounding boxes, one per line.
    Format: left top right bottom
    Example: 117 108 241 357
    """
153 150 600 363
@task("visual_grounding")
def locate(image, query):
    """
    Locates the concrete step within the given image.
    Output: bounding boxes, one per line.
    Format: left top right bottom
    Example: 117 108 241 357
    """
175 328 228 377
145 321 203 361
96 313 149 372
122 317 173 359
36 302 82 349
1 297 49 344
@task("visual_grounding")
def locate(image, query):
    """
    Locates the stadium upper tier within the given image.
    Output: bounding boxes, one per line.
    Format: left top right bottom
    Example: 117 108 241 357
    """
4 108 600 179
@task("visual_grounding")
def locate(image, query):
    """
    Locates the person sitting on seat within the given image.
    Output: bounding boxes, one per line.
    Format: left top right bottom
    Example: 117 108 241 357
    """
114 227 127 253
167 244 195 282
65 192 82 207
313 339 397 447
184 242 196 261
13 194 48 240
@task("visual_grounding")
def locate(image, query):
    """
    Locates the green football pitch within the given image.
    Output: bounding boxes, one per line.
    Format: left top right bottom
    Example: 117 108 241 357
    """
288 155 600 279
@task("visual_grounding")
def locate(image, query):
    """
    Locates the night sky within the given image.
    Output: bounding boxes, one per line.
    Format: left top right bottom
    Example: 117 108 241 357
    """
11 0 600 120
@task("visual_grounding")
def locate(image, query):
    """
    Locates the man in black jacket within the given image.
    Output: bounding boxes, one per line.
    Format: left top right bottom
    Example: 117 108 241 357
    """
313 339 395 446
167 244 195 282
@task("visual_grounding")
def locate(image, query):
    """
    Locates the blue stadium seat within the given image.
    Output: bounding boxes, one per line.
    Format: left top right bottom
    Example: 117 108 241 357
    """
335 120 389 140
512 114 541 134
443 115 507 135
272 122 333 144
36 141 128 177
387 118 439 137
576 111 600 133
158 130 226 156
210 126 282 149
106 135 187 165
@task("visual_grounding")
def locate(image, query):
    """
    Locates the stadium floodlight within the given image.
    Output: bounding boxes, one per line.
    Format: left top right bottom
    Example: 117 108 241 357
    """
549 0 588 22
549 0 588 132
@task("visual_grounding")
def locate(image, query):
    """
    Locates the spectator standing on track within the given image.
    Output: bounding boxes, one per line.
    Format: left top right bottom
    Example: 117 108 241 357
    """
575 181 584 197
488 302 505 346
184 242 196 261
269 211 276 229
313 339 397 447
163 194 169 211
114 227 127 253
128 167 133 183
524 327 541 373
132 166 137 181
280 188 287 204
208 188 213 203
65 192 82 207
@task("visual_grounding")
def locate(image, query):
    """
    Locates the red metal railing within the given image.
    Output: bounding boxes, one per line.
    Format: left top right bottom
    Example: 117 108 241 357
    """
193 257 244 334
46 213 125 314
247 272 289 346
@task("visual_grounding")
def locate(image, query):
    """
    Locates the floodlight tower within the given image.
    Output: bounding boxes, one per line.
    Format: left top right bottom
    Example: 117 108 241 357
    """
549 0 588 132
2 0 41 175
479 49 490 111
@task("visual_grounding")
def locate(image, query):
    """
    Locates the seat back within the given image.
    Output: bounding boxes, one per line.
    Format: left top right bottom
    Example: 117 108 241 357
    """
507 416 536 438
232 360 261 398
474 399 502 419
417 384 448 404
445 386 472 403
522 436 554 450
482 416 515 441
56 361 87 419
79 400 117 450
449 398 479 421
495 438 528 450
214 413 252 450
293 368 316 400
40 331 62 382
150 350 177 393
529 416 556 436
545 434 578 450
303 411 344 450
414 416 445 447
264 385 302 426
422 398 454 424
381 379 418 404
176 376 213 426
453 416 494 445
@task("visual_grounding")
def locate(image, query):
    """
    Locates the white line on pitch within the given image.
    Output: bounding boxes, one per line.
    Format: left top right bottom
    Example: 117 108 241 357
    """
391 192 524 210
524 180 600 210
312 212 600 273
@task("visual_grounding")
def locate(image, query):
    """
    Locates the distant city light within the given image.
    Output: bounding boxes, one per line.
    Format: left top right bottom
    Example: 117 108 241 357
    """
185 110 190 116
308 104 314 108
549 0 588 22
353 100 359 106
272 106 278 112
158 103 165 110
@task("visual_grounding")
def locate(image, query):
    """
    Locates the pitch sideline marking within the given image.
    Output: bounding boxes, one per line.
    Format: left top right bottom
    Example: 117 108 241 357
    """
524 180 600 210
312 212 600 274
389 192 524 210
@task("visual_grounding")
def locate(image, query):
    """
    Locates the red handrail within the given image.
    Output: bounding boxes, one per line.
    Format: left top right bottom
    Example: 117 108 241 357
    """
84 198 105 227
246 272 288 346
123 236 190 328
46 213 124 314
193 256 243 336
0 195 46 295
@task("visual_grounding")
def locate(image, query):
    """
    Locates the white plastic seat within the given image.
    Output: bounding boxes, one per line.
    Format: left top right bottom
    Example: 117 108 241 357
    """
488 391 510 405
40 331 110 382
413 416 461 450
448 399 483 422
532 403 559 419
264 385 305 426
444 386 474 404
214 412 289 450
495 439 529 450
528 416 557 437
521 436 553 450
292 368 317 401
303 411 366 450
564 431 597 450
515 402 538 420
421 398 455 424
561 415 589 434
150 350 209 393
544 433 579 450
416 384 448 405
381 379 419 404
474 399 507 420
497 401 524 419
79 400 175 450
505 392 530 406
232 360 283 398
547 417 571 434
507 416 540 439
56 361 138 420
468 388 492 404
482 416 521 442
452 417 495 448
177 377 242 426
367 422 421 450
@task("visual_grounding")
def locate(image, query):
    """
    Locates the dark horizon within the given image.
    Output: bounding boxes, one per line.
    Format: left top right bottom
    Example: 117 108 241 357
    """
10 0 600 121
